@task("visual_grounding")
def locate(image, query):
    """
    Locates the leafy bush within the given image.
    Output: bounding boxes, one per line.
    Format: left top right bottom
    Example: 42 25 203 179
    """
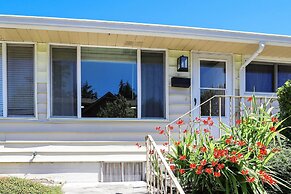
277 80 291 140
0 177 63 194
154 97 290 194
265 140 291 194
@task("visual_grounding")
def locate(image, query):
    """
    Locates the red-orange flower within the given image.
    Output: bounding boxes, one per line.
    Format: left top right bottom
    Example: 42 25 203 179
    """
163 142 168 146
179 155 186 160
241 169 249 175
179 169 185 174
205 168 213 174
256 142 264 148
189 163 197 169
155 126 161 131
225 138 232 144
203 120 208 125
236 119 242 125
201 160 207 166
195 130 200 134
271 117 279 123
159 130 165 134
176 119 184 125
247 97 253 102
175 141 180 146
170 165 175 171
149 150 154 154
229 155 238 163
208 120 214 126
200 146 207 153
168 125 174 130
211 161 218 167
183 129 188 133
195 170 202 175
270 126 276 132
260 146 267 155
217 163 225 170
204 128 210 133
246 176 255 183
237 153 243 159
213 171 221 177
238 140 246 146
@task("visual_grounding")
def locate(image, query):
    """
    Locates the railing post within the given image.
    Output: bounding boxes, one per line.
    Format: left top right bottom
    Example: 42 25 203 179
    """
218 97 222 137
145 136 150 192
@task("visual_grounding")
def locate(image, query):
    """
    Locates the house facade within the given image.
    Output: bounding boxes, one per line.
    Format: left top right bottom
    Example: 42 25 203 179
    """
0 15 291 183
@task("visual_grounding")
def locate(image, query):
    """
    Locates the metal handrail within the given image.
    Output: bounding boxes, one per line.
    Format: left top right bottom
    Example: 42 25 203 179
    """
146 135 185 194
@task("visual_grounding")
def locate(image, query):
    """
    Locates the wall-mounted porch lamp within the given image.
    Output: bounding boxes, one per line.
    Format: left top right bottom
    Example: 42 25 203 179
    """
177 55 188 72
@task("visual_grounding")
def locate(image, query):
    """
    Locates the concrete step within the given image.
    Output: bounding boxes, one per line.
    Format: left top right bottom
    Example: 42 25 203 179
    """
62 181 148 194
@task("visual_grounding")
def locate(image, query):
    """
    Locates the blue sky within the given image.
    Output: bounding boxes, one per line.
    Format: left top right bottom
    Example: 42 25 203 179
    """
0 0 291 35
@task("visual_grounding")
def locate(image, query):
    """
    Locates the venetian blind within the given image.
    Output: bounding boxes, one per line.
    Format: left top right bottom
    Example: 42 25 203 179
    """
0 44 2 116
7 44 34 116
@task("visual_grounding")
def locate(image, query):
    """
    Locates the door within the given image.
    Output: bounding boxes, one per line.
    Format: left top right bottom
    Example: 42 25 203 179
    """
192 53 233 138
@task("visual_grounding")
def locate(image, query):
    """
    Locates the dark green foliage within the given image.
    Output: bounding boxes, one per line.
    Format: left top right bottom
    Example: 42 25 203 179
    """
277 80 291 140
0 177 63 194
265 140 291 194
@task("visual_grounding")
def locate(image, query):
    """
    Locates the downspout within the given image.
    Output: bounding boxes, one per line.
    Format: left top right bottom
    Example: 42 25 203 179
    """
239 42 265 95
240 42 265 71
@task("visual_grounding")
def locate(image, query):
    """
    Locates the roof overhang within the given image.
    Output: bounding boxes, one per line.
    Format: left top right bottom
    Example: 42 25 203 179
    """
0 15 291 58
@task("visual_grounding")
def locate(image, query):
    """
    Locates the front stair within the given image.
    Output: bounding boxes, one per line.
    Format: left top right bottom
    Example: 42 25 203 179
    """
0 140 148 183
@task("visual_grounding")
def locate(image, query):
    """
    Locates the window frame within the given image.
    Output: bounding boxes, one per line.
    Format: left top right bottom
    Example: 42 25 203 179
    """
0 41 37 119
242 57 291 96
48 43 169 121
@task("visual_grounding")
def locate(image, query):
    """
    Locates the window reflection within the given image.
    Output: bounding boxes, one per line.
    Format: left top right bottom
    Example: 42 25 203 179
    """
200 61 226 89
81 47 137 118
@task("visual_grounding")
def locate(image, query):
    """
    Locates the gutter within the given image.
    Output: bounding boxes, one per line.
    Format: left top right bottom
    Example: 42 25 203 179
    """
239 42 265 96
240 42 265 71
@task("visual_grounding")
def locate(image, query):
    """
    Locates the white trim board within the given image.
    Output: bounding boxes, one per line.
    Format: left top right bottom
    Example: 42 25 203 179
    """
0 15 291 46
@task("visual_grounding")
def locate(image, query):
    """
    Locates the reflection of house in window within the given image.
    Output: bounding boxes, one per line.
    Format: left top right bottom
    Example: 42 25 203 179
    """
82 92 136 118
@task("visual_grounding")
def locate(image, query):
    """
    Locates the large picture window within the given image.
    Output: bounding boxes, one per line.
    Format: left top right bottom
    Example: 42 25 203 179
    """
50 46 166 119
246 62 291 93
81 47 137 118
7 44 34 116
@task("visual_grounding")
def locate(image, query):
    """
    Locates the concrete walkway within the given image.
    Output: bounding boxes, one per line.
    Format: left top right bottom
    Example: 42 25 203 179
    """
62 181 148 194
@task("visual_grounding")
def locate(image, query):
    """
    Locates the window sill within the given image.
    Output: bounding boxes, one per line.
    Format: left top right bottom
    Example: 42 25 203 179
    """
243 92 277 98
47 118 170 123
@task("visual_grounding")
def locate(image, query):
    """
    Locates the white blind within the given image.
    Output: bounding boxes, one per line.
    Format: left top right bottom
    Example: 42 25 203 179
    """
7 44 34 116
0 44 2 116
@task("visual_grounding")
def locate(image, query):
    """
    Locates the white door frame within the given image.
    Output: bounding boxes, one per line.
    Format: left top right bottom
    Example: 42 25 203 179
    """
191 52 233 137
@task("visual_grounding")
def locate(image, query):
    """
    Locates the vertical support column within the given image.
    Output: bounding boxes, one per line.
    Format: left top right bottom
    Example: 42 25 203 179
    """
36 43 49 120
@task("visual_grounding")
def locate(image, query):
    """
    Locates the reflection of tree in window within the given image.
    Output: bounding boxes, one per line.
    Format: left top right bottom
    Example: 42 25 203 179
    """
81 80 137 118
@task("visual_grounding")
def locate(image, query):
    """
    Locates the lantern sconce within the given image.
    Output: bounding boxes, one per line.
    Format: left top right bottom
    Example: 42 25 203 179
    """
177 55 188 72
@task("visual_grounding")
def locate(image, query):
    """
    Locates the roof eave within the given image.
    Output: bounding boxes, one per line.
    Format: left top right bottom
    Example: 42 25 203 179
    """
0 14 291 47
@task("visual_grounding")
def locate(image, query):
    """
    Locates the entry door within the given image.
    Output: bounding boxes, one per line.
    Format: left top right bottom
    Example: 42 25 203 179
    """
192 53 233 138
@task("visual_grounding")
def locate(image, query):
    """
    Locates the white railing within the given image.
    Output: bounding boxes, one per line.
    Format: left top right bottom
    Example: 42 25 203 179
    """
145 135 185 194
165 95 278 152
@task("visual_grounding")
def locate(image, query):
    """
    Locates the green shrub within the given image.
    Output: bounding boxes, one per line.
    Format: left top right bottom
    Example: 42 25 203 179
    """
265 140 291 194
155 96 290 194
277 80 291 140
0 177 63 194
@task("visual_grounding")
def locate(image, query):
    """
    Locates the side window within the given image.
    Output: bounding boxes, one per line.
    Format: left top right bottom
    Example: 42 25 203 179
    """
141 51 165 118
7 44 34 116
51 47 77 117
